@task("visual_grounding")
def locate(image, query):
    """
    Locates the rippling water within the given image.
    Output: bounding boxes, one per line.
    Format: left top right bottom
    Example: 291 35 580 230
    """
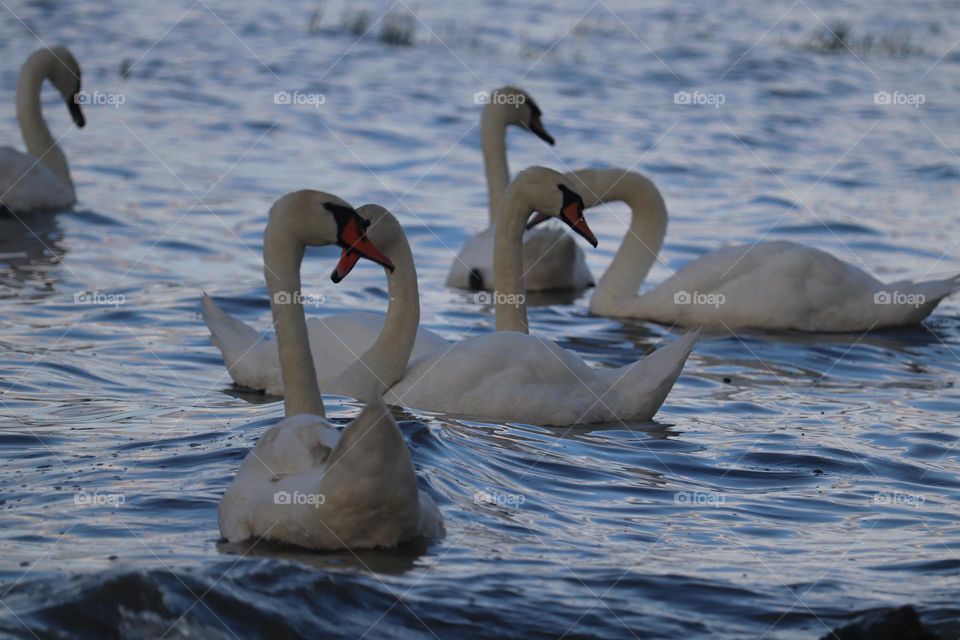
1 0 959 638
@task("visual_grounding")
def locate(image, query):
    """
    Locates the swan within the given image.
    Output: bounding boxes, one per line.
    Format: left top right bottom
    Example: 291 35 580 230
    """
550 168 960 332
219 190 444 550
384 166 699 425
202 205 447 396
0 47 85 214
446 86 592 292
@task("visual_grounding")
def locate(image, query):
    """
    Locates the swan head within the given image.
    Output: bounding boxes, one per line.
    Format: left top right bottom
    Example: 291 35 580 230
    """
354 204 408 262
33 46 85 128
487 86 554 145
267 190 395 282
330 204 405 282
326 200 397 283
510 166 598 247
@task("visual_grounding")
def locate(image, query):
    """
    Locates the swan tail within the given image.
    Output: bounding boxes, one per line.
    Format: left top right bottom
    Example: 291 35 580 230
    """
883 274 960 324
607 329 699 421
909 273 960 302
200 293 268 389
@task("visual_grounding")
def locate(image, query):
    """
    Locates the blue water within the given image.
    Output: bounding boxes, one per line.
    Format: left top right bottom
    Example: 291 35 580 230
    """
1 0 959 638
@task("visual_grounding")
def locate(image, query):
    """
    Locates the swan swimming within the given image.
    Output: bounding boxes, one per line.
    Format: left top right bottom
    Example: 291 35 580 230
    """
540 168 960 332
218 190 444 550
387 167 697 425
446 86 592 292
0 47 85 214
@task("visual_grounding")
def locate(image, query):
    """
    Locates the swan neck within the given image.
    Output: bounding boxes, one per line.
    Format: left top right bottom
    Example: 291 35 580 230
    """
481 107 509 225
586 170 668 304
355 234 420 396
263 220 325 417
16 55 73 191
493 188 529 333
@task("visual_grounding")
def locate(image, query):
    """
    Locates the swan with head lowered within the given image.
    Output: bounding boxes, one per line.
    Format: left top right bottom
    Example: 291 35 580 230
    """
446 86 592 292
385 166 698 425
201 205 447 397
218 190 443 550
550 168 960 332
0 47 86 214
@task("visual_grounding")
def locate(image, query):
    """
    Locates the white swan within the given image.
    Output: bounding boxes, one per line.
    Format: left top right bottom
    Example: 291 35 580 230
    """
0 47 85 214
385 166 698 425
556 168 960 332
219 190 443 550
446 86 592 292
202 205 447 396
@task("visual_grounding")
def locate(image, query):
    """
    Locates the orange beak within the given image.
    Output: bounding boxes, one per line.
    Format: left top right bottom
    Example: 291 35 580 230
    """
331 217 395 283
562 201 597 247
527 114 555 146
527 204 598 248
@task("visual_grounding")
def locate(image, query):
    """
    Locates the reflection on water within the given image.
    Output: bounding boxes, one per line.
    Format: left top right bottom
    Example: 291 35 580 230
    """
0 0 959 638
0 211 65 298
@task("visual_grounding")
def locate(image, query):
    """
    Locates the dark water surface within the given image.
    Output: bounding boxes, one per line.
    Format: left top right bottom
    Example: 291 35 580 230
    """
1 0 959 638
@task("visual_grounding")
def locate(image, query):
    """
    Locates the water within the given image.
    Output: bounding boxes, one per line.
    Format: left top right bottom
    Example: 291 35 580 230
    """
1 0 959 637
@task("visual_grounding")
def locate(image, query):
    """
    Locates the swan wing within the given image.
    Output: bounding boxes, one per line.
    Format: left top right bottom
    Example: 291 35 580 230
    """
640 241 897 330
310 312 448 363
201 294 280 392
447 224 592 291
202 299 447 395
0 147 74 213
386 331 689 425
218 413 339 543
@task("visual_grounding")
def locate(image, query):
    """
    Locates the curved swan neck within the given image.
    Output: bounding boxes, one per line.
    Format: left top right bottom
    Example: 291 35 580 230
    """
572 169 667 304
17 53 73 191
263 217 325 418
481 105 509 225
493 185 530 333
352 231 420 396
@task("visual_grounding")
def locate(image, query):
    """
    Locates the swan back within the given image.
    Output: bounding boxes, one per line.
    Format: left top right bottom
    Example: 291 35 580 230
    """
219 400 434 549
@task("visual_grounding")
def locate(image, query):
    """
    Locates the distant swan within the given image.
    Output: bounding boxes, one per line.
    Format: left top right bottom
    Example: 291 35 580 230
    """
218 190 443 550
0 47 85 214
554 168 960 331
446 86 592 292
